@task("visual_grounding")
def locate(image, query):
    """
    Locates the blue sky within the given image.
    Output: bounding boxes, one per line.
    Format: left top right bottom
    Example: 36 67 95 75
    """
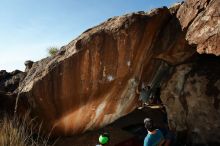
0 0 182 71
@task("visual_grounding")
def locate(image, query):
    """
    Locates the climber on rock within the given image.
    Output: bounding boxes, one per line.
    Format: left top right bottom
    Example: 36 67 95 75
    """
150 87 163 106
144 118 165 146
136 83 152 108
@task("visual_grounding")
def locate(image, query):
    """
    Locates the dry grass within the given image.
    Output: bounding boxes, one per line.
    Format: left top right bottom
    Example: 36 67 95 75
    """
0 114 54 146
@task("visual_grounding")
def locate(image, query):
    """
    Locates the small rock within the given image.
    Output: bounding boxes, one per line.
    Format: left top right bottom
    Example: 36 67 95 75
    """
24 60 34 72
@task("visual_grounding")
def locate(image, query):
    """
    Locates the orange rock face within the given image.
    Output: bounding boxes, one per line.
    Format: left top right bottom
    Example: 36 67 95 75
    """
19 7 187 135
19 0 219 137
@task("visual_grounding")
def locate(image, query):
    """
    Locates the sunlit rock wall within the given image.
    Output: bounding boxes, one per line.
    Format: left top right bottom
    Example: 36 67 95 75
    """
19 4 196 135
18 0 219 142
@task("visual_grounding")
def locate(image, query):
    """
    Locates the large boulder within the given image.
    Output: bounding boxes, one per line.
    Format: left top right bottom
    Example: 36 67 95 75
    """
16 0 219 145
19 6 195 136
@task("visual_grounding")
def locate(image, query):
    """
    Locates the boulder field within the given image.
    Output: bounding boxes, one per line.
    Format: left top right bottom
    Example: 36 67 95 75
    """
1 0 219 145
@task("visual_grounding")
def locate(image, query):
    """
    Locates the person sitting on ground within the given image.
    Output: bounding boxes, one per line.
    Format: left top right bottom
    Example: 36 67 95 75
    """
97 132 110 146
136 83 151 108
144 118 165 146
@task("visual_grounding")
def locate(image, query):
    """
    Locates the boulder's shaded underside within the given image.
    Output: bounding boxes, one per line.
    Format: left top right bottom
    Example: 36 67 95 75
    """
161 54 220 145
1 0 219 145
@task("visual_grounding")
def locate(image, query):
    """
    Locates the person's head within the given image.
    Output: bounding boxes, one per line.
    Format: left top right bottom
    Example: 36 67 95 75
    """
144 118 156 132
99 132 109 145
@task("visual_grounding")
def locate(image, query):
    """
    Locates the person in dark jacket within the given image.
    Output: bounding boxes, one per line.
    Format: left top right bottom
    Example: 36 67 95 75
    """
136 83 152 108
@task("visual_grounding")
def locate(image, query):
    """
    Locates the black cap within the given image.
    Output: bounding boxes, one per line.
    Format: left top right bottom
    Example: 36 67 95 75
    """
144 118 155 131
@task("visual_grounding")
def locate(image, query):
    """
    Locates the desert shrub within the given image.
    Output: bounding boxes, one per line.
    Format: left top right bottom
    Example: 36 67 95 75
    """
48 47 59 56
0 114 55 146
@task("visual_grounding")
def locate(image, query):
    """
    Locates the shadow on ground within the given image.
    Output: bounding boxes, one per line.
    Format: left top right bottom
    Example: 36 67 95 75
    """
55 107 166 146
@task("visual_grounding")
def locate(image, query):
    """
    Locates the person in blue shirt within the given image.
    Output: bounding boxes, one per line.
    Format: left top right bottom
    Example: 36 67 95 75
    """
144 118 165 146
